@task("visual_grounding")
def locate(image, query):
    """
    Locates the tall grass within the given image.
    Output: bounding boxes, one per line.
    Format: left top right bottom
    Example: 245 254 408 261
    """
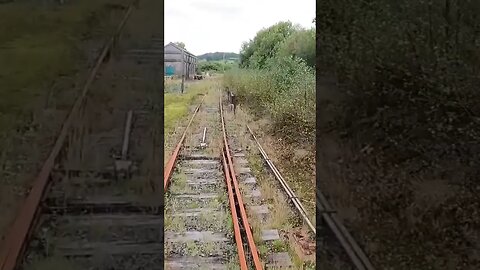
0 0 129 116
164 80 213 134
164 93 198 133
0 0 129 240
0 0 129 151
224 56 315 143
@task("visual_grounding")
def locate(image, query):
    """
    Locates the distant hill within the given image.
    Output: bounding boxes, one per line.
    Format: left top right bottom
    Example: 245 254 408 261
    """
198 52 239 61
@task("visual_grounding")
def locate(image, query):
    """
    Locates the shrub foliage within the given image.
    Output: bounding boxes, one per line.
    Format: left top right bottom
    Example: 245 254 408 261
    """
225 21 315 143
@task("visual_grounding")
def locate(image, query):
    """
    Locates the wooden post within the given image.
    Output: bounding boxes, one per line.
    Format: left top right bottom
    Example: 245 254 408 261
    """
231 93 237 116
181 48 185 93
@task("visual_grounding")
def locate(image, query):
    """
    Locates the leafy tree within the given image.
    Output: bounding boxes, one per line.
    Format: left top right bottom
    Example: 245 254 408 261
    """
198 61 220 72
277 28 315 67
197 60 236 73
240 21 297 69
226 20 316 143
317 2 480 268
174 42 185 49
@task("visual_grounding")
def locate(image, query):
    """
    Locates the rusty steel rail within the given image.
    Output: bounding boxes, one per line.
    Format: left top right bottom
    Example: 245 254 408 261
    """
220 96 263 270
317 191 375 270
163 95 205 191
246 125 315 234
221 150 248 269
0 3 137 270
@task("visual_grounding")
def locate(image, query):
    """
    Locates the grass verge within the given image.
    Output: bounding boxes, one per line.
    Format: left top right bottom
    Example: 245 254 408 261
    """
164 79 218 161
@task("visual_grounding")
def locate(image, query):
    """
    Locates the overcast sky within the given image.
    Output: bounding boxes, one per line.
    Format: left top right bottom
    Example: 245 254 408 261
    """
165 0 315 56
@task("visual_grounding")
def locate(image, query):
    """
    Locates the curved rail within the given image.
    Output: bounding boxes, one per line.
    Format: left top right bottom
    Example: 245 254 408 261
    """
220 96 263 270
163 95 205 191
0 3 137 270
246 125 315 234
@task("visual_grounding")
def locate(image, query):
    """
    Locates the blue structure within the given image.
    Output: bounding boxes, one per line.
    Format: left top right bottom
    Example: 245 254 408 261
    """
165 65 175 76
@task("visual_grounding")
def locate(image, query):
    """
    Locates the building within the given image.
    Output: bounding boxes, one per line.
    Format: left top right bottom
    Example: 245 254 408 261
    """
164 42 197 79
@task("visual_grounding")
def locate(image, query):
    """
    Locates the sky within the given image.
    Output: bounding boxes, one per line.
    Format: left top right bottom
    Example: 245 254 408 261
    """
165 0 315 56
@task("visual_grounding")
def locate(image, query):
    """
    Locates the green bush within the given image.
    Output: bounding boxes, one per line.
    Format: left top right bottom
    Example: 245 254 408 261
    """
197 60 237 74
0 0 129 152
224 56 315 143
226 21 315 143
240 21 297 69
317 0 480 157
277 29 315 68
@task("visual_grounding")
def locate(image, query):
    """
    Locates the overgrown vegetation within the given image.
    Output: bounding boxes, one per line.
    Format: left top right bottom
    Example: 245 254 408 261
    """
222 23 316 267
197 60 236 74
0 0 129 145
164 83 204 135
318 0 480 268
224 21 315 143
0 0 128 114
173 41 185 49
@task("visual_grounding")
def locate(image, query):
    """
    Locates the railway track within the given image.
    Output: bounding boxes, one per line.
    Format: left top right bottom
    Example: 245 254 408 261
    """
214 89 375 270
163 85 376 269
164 91 294 269
316 190 375 270
0 1 163 269
0 1 377 269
